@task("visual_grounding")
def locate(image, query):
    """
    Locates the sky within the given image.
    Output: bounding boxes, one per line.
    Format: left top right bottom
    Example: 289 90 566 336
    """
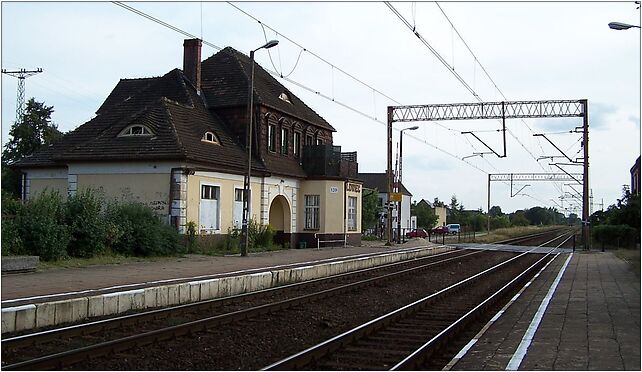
2 1 640 216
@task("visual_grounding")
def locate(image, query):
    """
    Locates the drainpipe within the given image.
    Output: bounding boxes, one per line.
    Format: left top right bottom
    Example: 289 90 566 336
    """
344 181 348 247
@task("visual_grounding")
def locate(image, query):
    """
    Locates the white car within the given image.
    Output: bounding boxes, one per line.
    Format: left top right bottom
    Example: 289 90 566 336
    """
446 224 461 235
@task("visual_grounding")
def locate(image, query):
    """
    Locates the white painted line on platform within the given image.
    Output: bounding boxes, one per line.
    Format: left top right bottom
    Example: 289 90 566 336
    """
2 304 36 312
2 245 440 305
443 252 562 371
505 253 573 371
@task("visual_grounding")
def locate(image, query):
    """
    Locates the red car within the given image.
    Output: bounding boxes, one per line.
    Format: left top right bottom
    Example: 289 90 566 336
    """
406 229 428 238
431 226 449 235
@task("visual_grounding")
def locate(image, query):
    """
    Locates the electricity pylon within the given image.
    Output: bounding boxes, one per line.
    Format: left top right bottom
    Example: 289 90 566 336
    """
2 68 43 123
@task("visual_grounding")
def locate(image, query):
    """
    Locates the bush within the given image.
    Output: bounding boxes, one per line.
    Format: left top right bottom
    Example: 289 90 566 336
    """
15 190 70 261
105 202 183 257
249 220 275 249
65 188 108 258
592 224 639 248
1 191 24 256
186 221 198 253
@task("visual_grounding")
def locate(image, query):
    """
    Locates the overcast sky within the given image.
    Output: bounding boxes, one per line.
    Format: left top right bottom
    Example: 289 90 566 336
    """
2 1 640 215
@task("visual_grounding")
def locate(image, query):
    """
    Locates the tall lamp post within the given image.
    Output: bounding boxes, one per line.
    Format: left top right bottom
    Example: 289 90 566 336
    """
608 21 641 30
397 125 419 243
241 39 279 257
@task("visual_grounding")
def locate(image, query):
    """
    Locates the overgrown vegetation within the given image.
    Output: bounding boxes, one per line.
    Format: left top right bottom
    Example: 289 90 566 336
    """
1 189 183 261
187 219 279 256
590 187 640 250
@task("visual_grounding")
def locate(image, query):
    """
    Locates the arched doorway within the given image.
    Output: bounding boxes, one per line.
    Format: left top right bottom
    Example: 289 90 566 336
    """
269 195 291 246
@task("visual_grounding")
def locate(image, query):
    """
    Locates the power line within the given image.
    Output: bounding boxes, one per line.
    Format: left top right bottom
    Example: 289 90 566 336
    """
384 1 480 100
113 1 500 176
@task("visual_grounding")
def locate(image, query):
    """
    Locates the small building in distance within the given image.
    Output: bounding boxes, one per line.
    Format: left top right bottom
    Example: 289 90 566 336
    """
631 156 640 195
415 199 447 228
358 173 413 235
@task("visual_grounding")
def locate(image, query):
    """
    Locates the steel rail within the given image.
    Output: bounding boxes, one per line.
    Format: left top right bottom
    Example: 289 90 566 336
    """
2 248 464 349
3 249 487 370
392 234 574 369
391 252 556 370
262 247 549 371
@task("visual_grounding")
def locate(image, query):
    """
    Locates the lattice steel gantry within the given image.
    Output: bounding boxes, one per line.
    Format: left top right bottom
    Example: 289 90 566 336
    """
2 68 43 124
386 99 590 249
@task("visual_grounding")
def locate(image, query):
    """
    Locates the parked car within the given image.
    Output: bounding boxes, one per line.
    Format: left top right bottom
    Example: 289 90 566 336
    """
446 224 461 235
406 229 428 238
431 225 449 235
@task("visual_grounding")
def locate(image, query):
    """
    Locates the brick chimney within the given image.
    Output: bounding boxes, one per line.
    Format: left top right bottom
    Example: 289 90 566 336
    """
183 38 202 92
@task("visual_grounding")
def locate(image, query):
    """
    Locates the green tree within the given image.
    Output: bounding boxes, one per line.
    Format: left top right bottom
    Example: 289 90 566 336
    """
510 211 529 226
411 201 438 229
2 98 63 196
361 189 382 232
489 205 503 218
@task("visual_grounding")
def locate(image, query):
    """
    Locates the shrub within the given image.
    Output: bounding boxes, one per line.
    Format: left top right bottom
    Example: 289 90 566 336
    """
65 188 108 258
16 190 70 261
248 220 275 249
105 202 183 257
186 221 198 253
1 191 24 256
592 224 639 249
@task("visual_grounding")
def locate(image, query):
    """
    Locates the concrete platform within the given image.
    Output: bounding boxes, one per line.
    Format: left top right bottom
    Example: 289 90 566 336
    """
448 251 641 370
1 240 447 333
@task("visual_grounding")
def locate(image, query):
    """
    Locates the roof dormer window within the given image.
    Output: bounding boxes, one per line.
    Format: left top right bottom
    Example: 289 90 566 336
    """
118 125 153 137
202 131 220 145
279 92 291 104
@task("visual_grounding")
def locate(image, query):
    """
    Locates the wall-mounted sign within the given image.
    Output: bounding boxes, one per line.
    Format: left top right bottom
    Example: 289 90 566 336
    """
389 192 402 202
329 186 339 193
346 183 361 193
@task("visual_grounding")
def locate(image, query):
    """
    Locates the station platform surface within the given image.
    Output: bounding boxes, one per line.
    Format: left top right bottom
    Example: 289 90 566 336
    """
449 250 641 371
1 240 434 306
2 241 639 371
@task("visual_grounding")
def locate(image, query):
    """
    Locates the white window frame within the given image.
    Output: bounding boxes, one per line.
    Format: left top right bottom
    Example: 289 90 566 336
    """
348 196 357 231
118 125 154 137
305 194 320 230
268 124 277 152
293 131 301 158
281 127 289 155
199 181 221 233
202 131 220 144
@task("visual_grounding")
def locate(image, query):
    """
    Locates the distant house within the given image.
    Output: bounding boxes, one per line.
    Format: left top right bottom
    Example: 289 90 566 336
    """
358 173 412 234
11 39 362 247
416 199 446 227
631 156 640 195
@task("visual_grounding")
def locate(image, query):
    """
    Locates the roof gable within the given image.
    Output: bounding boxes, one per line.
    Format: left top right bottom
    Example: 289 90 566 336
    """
200 47 335 132
357 172 412 196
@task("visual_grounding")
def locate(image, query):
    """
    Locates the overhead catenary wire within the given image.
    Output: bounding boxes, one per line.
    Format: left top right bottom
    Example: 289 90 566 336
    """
112 1 501 176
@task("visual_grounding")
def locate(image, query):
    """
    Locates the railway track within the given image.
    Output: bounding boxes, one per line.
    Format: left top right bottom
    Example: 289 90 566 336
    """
264 231 575 370
2 248 485 370
2 228 573 370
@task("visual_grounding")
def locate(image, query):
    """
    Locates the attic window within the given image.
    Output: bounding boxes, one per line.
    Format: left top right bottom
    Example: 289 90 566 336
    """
119 125 153 137
202 131 220 145
279 93 291 103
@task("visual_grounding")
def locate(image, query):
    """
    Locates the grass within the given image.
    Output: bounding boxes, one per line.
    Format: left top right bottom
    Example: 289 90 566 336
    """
613 248 641 278
471 225 567 244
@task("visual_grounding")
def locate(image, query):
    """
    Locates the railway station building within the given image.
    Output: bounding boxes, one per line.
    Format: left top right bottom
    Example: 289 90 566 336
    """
11 39 363 247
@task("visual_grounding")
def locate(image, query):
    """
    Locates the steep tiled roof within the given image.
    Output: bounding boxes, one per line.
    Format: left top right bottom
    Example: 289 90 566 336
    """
200 47 335 132
358 173 413 196
13 69 266 174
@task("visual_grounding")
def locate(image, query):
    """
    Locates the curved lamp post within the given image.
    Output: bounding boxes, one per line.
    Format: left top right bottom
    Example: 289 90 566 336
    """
241 39 279 257
397 125 419 243
608 21 641 30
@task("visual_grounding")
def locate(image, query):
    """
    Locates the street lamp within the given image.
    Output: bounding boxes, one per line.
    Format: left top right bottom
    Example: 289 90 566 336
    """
241 39 279 257
397 125 419 243
608 21 641 30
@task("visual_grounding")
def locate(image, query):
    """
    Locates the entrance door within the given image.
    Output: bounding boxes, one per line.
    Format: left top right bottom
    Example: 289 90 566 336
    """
268 195 291 245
